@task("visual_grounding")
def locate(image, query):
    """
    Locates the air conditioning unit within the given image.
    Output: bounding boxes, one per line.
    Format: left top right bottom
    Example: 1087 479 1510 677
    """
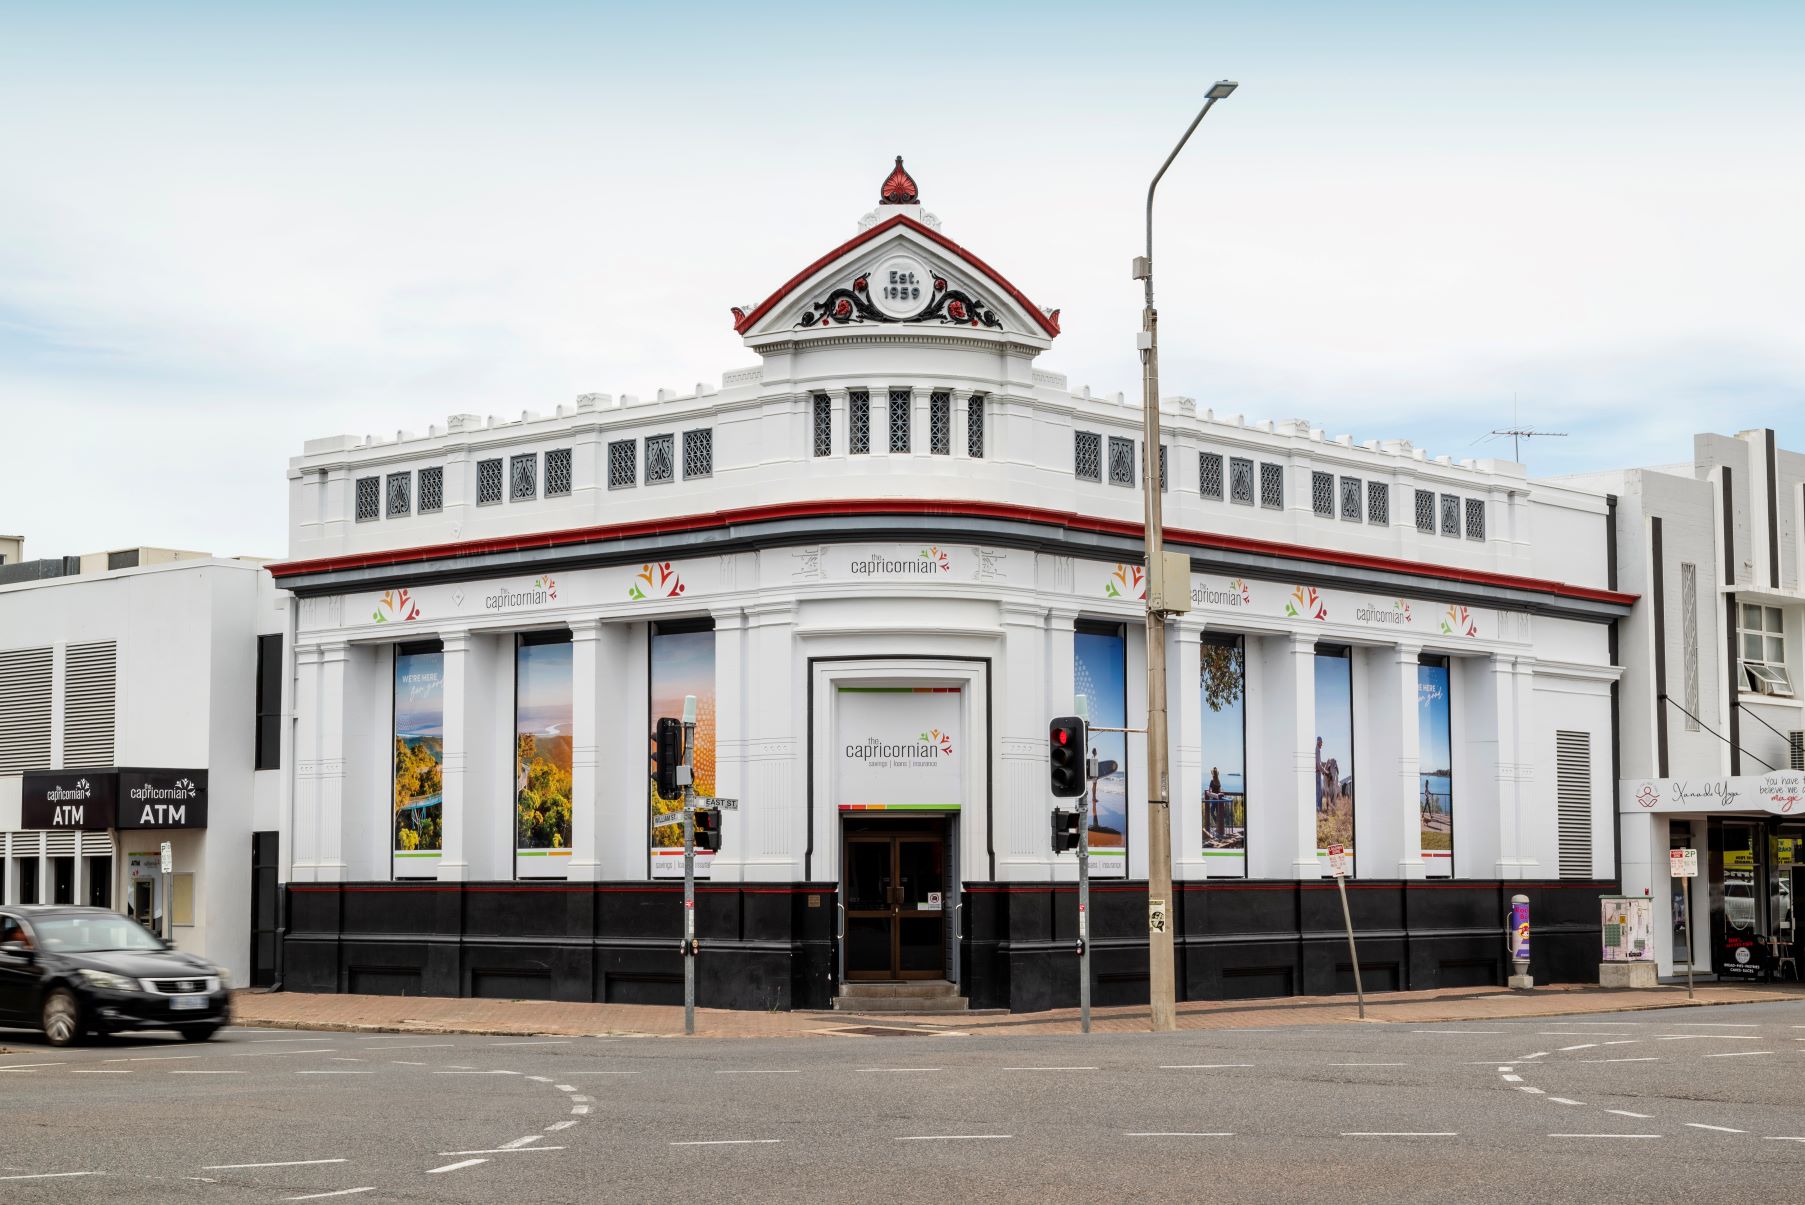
1792 730 1805 772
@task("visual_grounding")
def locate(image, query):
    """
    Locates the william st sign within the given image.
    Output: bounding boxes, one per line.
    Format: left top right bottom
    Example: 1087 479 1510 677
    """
21 768 209 830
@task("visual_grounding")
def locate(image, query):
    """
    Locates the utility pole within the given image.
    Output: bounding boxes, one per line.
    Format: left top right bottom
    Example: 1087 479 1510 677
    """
1132 79 1236 1032
681 694 698 1037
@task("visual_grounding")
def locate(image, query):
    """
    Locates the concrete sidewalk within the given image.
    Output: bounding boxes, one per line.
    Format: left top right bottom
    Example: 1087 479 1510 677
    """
228 980 1805 1040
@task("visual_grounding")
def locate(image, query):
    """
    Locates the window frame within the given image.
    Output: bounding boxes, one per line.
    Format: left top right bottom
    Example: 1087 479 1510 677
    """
1739 604 1793 696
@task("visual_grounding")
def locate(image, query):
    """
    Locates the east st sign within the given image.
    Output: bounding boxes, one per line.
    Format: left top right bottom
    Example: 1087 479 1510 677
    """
21 768 210 830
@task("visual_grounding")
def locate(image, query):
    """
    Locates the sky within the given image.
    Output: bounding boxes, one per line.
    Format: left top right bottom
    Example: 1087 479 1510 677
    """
1 1 1801 558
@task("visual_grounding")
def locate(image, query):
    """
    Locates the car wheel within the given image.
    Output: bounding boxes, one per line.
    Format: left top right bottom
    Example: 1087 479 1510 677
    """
180 1024 222 1043
41 988 83 1048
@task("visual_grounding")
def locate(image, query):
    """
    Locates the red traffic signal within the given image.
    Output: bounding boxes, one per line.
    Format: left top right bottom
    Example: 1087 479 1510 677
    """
1049 716 1085 798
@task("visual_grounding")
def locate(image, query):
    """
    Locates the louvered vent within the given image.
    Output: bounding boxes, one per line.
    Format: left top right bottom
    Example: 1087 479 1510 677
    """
0 646 53 772
1556 730 1593 878
1791 731 1804 772
62 641 117 768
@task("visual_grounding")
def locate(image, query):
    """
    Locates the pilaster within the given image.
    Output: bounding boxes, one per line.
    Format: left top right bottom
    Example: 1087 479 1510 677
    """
706 608 748 881
1287 633 1321 878
565 619 603 882
1394 643 1426 879
436 631 472 883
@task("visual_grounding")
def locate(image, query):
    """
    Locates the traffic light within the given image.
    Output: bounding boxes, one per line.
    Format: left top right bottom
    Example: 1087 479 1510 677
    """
1051 807 1081 853
652 717 682 798
694 807 722 853
1049 716 1085 797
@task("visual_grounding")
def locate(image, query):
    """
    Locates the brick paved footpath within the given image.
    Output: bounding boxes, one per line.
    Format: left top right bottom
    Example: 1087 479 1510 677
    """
226 980 1805 1040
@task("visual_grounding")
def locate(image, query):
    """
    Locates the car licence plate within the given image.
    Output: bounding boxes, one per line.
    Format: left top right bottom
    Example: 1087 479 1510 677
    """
170 994 209 1011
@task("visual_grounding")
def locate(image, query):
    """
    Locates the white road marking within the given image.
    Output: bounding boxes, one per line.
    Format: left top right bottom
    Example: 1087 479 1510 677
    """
1552 1134 1661 1139
0 1063 64 1070
204 1159 349 1170
1124 1132 1233 1137
1705 1051 1773 1058
1330 1063 1407 1067
296 1070 374 1075
391 1061 426 1066
284 1190 376 1201
1578 1057 1661 1063
555 1084 577 1092
557 1071 640 1075
545 1120 578 1132
1656 1035 1760 1041
427 1158 488 1174
330 1057 364 1062
1340 1132 1457 1137
857 1067 943 1072
436 1147 565 1156
443 1065 474 1070
1159 1064 1251 1070
1763 1137 1805 1142
72 1070 133 1074
358 1043 452 1051
715 1069 802 1074
1004 1066 1096 1072
570 1095 591 1103
1518 1087 1545 1094
1602 1040 1641 1046
1538 1032 1629 1037
896 1134 1012 1141
1562 1022 1645 1027
0 1171 104 1181
1686 1123 1747 1133
1502 1075 1523 1083
527 1076 555 1082
670 1140 782 1146
1521 1052 1549 1060
490 1040 572 1047
1607 1110 1654 1119
170 1070 244 1075
1548 1098 1585 1106
1558 1044 1599 1052
233 1048 338 1057
435 1071 515 1076
125 1055 199 1062
1669 1022 1758 1027
571 1105 590 1115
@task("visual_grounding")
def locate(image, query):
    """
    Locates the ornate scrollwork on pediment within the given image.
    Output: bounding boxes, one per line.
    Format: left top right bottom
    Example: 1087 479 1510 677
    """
795 269 1004 331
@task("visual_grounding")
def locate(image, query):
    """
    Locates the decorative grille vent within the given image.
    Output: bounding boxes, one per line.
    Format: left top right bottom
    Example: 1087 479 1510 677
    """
682 429 712 479
1441 494 1461 537
1367 481 1389 526
476 459 503 505
1680 562 1699 730
0 647 52 773
1109 436 1136 486
354 477 380 521
1312 471 1334 517
966 395 985 458
888 389 911 453
812 394 832 457
62 641 116 769
1465 497 1486 541
1229 457 1254 505
1556 730 1594 878
1415 488 1436 533
929 391 951 455
1340 476 1363 522
545 449 572 496
645 434 675 484
418 466 443 512
1200 453 1224 500
1260 462 1284 510
849 391 871 455
509 453 537 501
385 472 411 518
1074 431 1101 481
607 440 636 489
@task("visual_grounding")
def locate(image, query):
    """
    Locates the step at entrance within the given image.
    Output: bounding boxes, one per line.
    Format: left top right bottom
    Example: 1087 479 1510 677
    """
832 980 968 1012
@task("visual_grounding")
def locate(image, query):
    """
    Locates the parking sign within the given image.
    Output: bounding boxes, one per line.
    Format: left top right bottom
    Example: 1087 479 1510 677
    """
1670 847 1697 878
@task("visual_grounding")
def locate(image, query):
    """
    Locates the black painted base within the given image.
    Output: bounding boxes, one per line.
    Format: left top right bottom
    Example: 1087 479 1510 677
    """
280 878 1611 1012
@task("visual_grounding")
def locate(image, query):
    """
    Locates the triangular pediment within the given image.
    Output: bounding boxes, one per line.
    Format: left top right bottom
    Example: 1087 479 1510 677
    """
732 214 1060 346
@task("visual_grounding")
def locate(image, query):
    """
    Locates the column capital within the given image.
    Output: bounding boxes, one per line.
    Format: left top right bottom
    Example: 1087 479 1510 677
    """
567 617 605 641
1045 606 1081 631
316 639 350 662
1392 641 1424 663
294 643 325 667
1001 602 1049 627
439 628 474 654
1289 631 1317 653
709 606 748 632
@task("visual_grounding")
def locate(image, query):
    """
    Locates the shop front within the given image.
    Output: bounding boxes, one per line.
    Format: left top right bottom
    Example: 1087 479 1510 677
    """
1620 772 1805 980
16 768 210 936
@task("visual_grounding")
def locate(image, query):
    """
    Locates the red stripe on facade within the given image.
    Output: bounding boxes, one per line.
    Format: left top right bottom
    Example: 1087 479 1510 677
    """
269 497 1638 609
731 213 1061 338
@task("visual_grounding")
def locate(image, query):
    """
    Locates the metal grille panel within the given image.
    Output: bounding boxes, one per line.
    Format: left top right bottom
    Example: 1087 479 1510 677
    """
967 395 984 458
813 394 832 457
1681 562 1699 730
645 434 675 483
888 389 911 453
1075 431 1101 481
1200 452 1224 499
1414 488 1435 532
354 477 380 521
683 429 712 479
929 391 951 455
476 459 503 505
1108 436 1136 485
1367 481 1389 526
1159 445 1168 492
1465 497 1486 541
1556 730 1594 878
1312 471 1334 516
1260 462 1284 510
385 472 411 518
509 453 537 501
545 448 572 496
1229 457 1254 504
62 641 116 769
1441 493 1461 537
607 440 636 488
0 646 52 773
1340 476 1363 521
418 466 443 512
850 391 870 455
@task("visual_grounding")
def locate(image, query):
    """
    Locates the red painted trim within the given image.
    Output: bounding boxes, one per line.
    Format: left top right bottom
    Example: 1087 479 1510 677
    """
732 214 1061 338
269 497 1638 609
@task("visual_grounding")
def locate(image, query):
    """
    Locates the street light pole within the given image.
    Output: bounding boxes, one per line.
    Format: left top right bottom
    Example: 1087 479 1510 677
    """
1133 79 1236 1033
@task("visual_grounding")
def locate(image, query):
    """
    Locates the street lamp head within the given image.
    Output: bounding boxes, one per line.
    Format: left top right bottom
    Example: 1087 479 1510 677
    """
1207 80 1238 99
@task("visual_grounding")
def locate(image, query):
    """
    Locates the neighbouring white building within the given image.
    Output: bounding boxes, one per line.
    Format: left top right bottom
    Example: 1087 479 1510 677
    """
270 160 1633 1011
1566 430 1805 983
0 545 287 988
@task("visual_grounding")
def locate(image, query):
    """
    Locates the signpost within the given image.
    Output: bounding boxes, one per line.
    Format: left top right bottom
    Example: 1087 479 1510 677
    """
1074 695 1092 1035
1327 844 1365 1019
159 841 173 942
1671 847 1697 1000
680 695 698 1037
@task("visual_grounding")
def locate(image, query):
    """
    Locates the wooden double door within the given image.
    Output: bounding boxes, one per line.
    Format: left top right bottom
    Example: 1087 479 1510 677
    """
843 823 947 981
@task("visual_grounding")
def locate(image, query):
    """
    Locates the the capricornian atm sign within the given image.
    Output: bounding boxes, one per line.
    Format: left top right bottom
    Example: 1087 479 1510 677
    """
20 768 209 830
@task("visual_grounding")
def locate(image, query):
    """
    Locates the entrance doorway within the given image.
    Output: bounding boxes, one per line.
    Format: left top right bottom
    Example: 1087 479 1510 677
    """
843 820 947 981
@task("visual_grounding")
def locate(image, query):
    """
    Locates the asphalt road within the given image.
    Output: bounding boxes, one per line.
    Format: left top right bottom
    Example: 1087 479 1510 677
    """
4 1000 1805 1203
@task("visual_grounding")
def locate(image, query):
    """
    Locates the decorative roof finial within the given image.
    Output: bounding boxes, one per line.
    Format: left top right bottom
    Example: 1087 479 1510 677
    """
879 155 919 205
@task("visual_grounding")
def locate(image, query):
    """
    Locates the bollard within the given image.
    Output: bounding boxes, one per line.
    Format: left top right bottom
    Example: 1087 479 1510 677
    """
1508 894 1534 990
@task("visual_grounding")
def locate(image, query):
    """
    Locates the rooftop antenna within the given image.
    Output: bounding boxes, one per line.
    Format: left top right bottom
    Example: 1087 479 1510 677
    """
1477 394 1566 464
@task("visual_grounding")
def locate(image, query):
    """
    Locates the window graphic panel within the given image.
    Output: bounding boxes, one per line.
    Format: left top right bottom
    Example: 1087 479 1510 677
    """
1200 634 1247 876
1075 626 1129 877
393 645 444 876
1419 658 1453 878
1314 647 1355 871
515 635 573 878
649 627 716 879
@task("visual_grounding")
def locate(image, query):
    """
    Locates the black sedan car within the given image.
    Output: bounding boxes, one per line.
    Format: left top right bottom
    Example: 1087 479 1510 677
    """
0 905 230 1046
